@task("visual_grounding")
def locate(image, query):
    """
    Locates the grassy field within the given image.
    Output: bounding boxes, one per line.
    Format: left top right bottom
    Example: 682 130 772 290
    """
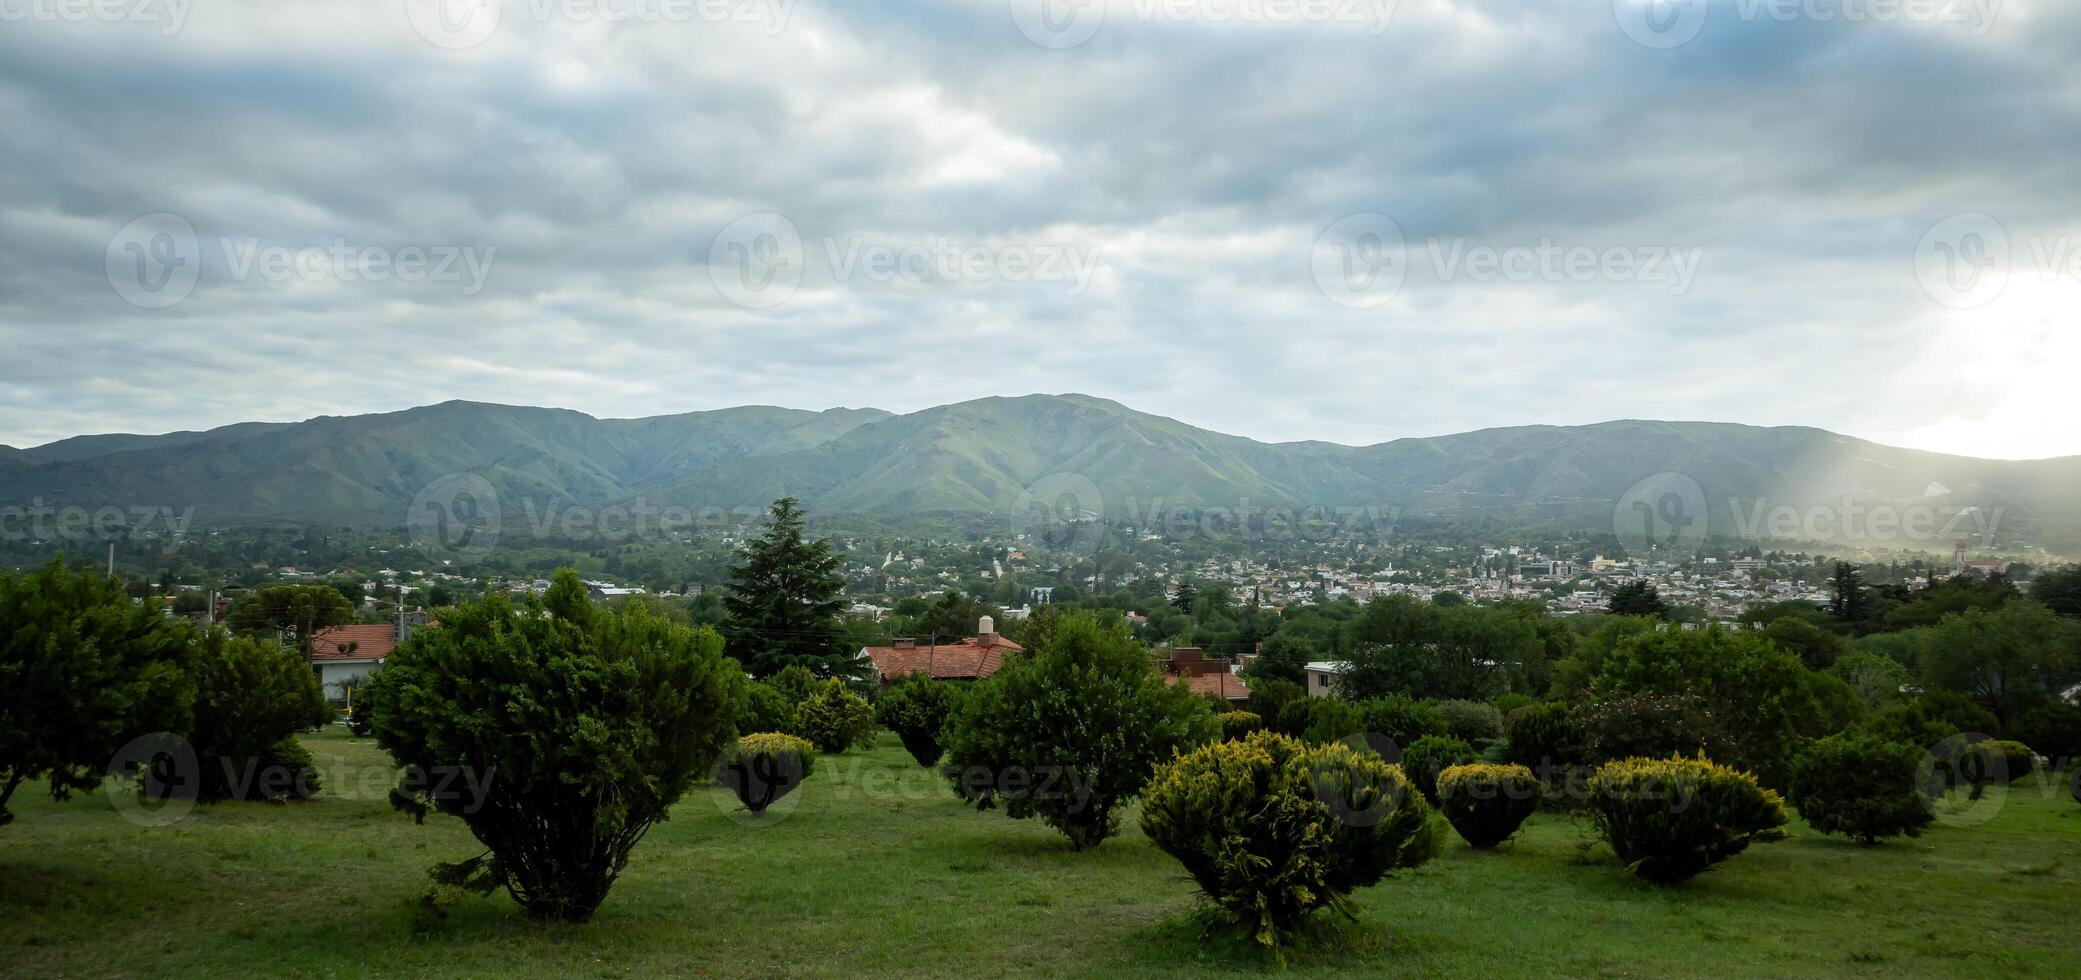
4 727 2079 978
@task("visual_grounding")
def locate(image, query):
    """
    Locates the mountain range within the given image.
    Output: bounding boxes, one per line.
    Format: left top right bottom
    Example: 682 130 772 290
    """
5 395 2078 552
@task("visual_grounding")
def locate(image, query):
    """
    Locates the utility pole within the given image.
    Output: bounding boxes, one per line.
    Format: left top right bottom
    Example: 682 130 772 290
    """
107 541 116 578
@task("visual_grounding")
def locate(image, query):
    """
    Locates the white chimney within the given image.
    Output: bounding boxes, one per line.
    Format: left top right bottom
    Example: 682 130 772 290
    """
978 615 994 637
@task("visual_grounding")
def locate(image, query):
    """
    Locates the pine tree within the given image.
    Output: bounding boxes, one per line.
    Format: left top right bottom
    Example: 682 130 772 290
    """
1608 580 1667 618
722 498 858 679
1829 562 1867 624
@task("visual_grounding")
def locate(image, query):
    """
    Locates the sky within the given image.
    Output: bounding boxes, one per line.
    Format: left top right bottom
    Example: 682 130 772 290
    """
1 0 2077 459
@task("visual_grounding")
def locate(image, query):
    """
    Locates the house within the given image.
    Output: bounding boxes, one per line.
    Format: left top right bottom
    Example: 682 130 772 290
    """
1160 647 1250 705
309 623 401 700
1302 660 1349 698
859 616 1023 683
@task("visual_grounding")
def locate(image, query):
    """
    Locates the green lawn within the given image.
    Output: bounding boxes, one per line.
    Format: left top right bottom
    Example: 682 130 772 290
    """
4 727 2078 978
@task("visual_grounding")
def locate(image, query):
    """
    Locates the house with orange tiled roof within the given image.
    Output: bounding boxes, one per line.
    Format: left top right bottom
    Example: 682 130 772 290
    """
309 623 400 700
1161 647 1251 706
859 616 1022 683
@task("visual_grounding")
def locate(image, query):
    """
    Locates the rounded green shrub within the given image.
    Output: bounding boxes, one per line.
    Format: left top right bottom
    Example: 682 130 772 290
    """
1505 701 1583 775
718 733 817 813
1433 699 1505 744
188 628 332 802
1218 710 1264 740
1959 739 2036 799
1437 763 1540 849
1788 735 1932 845
1300 698 1364 745
1247 677 1306 731
1139 730 1435 951
2015 702 2081 767
795 678 876 754
1587 756 1789 884
874 672 961 766
1400 734 1477 804
737 680 796 737
1356 693 1445 748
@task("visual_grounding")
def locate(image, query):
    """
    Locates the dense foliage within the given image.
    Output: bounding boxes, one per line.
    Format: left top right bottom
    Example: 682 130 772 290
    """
1432 699 1505 744
1588 757 1789 884
0 559 194 825
941 613 1217 849
1959 740 2037 799
795 678 876 754
722 498 858 679
1504 701 1583 777
1591 628 1824 786
1355 693 1446 748
1218 710 1264 740
1400 734 1478 804
1787 735 1933 845
1437 763 1541 848
874 672 962 766
188 628 332 802
718 733 816 814
363 569 742 922
1139 731 1435 950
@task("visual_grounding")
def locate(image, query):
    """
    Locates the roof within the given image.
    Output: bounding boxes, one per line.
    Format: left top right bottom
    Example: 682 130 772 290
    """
1303 660 1351 674
1167 671 1251 701
860 634 1023 682
309 624 397 663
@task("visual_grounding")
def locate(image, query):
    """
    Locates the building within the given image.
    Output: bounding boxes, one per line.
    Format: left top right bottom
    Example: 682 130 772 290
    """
1302 660 1349 698
1159 647 1251 705
309 624 401 700
858 616 1023 683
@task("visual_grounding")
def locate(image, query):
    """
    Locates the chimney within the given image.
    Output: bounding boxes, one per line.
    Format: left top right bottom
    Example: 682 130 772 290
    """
894 638 915 650
977 615 996 646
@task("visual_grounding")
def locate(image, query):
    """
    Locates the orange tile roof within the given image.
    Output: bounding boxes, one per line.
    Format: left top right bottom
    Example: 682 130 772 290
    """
309 624 397 663
861 634 1023 682
1166 670 1252 701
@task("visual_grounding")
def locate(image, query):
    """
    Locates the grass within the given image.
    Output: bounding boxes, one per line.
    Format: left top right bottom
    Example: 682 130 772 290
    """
3 727 2079 978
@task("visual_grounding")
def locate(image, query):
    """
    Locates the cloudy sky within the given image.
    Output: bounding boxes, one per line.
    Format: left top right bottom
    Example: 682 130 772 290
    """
2 0 2076 458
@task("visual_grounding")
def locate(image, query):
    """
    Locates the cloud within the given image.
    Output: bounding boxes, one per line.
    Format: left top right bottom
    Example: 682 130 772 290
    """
0 1 2076 458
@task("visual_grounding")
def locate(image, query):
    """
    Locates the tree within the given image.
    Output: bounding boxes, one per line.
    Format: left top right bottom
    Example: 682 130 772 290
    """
722 498 857 679
1170 583 1198 616
363 569 742 922
1 560 196 825
1829 562 1869 625
2029 565 2081 619
1766 616 1849 671
1607 581 1667 618
1246 632 1314 684
1592 627 1827 787
226 584 354 657
875 672 962 766
941 612 1217 849
188 628 332 802
911 591 999 643
1789 734 1934 845
1920 601 2079 731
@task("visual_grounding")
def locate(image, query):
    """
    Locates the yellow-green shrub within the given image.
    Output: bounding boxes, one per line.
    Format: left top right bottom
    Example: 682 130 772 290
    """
1218 710 1264 740
1139 730 1435 951
719 733 816 813
1587 756 1789 884
1437 764 1540 849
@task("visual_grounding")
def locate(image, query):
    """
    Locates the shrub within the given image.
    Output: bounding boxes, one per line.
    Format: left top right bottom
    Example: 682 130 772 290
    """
1437 763 1540 848
1505 701 1583 775
769 664 821 705
1856 700 1961 751
795 678 876 754
1581 692 1733 766
1491 692 1538 717
718 733 816 813
942 613 1217 849
188 629 332 802
0 559 195 826
346 686 379 737
2015 702 2081 767
1274 696 1317 738
1139 731 1435 951
1434 699 1505 744
1788 735 1933 845
1301 698 1365 744
363 570 741 922
875 672 962 766
1400 734 1478 804
1246 677 1305 730
1356 693 1444 748
1218 710 1264 740
1959 740 2037 799
737 680 796 737
1587 756 1789 884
